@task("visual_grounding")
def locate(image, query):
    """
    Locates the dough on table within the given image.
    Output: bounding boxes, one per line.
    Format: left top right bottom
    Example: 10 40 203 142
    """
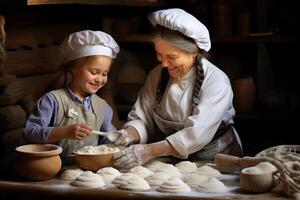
175 161 198 173
182 173 209 188
194 177 226 193
145 171 171 186
144 160 169 172
71 171 105 188
59 166 84 181
112 173 138 186
117 173 151 191
196 165 222 177
157 177 191 193
155 164 182 177
129 165 153 178
96 167 121 182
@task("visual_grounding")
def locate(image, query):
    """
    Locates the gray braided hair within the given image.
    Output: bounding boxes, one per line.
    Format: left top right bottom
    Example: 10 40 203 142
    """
153 26 207 110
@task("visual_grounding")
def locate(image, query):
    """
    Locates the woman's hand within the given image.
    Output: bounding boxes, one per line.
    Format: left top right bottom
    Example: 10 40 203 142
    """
109 129 135 146
109 127 140 147
113 140 178 170
113 144 153 169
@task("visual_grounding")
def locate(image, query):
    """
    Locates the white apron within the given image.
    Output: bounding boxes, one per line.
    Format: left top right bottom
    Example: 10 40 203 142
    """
152 106 242 160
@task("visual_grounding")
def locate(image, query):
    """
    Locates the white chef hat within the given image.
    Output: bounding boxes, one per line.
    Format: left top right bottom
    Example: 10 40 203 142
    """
60 30 120 63
148 8 211 52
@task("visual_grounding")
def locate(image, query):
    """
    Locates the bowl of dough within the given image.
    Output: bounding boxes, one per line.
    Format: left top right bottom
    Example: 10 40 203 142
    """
71 144 121 171
14 144 63 181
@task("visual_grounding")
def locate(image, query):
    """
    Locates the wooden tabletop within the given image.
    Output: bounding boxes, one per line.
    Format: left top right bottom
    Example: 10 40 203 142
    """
0 174 291 200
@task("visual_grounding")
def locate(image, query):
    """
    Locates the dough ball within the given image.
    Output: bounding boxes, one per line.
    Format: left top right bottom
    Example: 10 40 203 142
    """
196 165 222 177
129 165 154 178
175 161 198 173
59 166 84 181
71 171 105 188
96 167 121 182
155 164 182 177
157 177 191 193
145 172 171 186
112 173 138 186
183 173 209 188
195 177 227 193
144 160 169 172
118 174 150 191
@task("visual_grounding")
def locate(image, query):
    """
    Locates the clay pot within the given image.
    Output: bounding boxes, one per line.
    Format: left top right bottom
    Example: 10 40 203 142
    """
232 76 256 112
240 168 275 193
14 144 62 181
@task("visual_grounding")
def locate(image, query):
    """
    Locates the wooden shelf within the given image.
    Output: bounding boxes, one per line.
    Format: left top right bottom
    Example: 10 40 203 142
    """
117 34 300 44
27 0 163 6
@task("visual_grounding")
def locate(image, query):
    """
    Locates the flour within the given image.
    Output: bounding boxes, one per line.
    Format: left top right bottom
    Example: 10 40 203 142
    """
73 144 120 155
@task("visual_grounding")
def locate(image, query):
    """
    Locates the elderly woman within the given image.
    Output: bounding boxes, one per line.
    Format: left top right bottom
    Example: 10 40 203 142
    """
112 8 243 169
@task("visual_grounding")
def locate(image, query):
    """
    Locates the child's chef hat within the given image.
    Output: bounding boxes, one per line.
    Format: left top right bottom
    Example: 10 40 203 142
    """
60 30 120 63
148 8 211 52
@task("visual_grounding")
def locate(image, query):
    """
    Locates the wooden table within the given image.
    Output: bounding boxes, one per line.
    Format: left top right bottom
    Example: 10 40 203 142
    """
0 173 291 200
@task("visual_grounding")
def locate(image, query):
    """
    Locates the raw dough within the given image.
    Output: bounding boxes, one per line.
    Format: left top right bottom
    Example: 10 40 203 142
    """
71 171 105 188
196 165 222 177
195 177 227 193
157 177 191 193
182 173 209 188
144 160 169 172
112 173 138 186
112 172 150 191
59 166 84 181
145 172 171 186
118 174 150 191
175 161 198 173
96 167 121 182
155 164 182 177
129 166 153 178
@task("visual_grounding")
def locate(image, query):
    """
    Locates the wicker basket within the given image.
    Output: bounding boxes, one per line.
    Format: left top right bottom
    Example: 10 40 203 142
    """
255 145 300 197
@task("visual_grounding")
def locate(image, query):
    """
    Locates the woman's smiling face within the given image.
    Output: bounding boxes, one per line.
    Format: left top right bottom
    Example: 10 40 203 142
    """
154 39 198 78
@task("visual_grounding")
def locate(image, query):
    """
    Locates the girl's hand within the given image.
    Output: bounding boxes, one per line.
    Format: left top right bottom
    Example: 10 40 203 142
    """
64 124 93 140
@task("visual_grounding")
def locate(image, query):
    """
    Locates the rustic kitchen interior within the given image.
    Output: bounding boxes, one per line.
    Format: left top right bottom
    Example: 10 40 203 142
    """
0 0 299 199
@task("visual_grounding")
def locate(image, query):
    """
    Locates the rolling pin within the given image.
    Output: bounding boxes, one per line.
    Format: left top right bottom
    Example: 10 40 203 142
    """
214 153 262 170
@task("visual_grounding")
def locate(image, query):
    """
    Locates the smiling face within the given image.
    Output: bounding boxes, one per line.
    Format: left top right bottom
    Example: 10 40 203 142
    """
154 39 198 78
69 55 112 99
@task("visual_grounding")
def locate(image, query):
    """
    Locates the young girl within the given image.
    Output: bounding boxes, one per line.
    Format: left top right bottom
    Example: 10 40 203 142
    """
24 30 120 161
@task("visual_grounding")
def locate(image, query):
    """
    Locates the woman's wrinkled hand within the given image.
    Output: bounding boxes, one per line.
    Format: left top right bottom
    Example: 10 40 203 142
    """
113 144 153 169
109 129 135 147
